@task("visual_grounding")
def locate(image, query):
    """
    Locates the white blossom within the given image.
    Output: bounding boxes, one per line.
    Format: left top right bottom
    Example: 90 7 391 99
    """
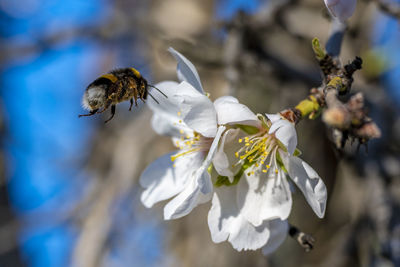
209 112 327 251
140 49 257 220
324 0 357 22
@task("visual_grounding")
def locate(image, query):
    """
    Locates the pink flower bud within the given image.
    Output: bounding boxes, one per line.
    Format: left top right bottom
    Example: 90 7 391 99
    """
324 0 357 22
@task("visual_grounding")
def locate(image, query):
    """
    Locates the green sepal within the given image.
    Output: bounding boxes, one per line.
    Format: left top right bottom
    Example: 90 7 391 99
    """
207 164 213 174
214 160 254 187
276 152 288 173
293 148 302 157
235 124 260 135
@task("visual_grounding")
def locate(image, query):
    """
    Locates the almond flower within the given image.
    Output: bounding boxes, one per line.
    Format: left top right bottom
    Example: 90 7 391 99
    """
208 110 327 251
324 0 357 22
140 48 257 220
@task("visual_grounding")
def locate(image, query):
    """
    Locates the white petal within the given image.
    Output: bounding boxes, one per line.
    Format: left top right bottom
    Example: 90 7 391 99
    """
212 128 242 182
237 169 292 226
214 96 260 127
266 113 281 123
213 96 239 105
261 219 288 255
151 113 192 138
163 174 203 220
197 125 226 194
208 186 270 251
140 151 201 208
168 47 204 93
268 119 297 155
147 81 181 113
282 154 327 218
179 82 217 137
324 0 357 22
163 126 225 219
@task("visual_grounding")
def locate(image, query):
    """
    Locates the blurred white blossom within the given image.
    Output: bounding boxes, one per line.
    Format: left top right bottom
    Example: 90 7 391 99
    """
324 0 357 22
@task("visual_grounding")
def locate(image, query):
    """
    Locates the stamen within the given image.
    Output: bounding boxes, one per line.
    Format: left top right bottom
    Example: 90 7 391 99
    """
171 148 200 162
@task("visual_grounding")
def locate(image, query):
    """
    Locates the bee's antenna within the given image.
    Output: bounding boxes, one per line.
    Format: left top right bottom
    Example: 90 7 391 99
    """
148 84 168 98
148 92 160 104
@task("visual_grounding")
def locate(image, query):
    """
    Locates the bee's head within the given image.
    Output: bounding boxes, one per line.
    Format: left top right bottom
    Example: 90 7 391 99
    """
82 85 106 110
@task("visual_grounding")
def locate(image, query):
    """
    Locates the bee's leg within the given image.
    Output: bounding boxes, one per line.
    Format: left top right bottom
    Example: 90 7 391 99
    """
79 109 99 117
133 88 138 106
129 98 133 111
104 105 116 123
97 101 111 114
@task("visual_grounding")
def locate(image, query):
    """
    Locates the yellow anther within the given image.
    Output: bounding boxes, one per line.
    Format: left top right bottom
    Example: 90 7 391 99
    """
260 161 265 164
170 148 199 162
266 165 270 169
179 120 182 123
255 163 259 167
245 143 250 146
262 169 268 173
235 152 239 158
173 164 176 168
238 139 243 143
247 172 251 176
177 111 181 116
179 129 184 134
186 135 191 139
275 169 278 174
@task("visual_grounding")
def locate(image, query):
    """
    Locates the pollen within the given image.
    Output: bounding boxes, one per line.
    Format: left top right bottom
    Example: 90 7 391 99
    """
179 129 184 134
177 111 181 116
275 169 278 174
179 120 182 123
233 130 280 177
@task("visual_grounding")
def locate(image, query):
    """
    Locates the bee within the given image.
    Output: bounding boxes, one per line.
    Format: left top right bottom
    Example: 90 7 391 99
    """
79 67 166 123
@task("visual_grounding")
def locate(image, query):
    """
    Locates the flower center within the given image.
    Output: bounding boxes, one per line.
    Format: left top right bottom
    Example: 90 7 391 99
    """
170 131 212 163
235 130 280 175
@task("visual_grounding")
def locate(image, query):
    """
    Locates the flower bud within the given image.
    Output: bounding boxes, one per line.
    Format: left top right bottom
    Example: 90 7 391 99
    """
324 0 357 22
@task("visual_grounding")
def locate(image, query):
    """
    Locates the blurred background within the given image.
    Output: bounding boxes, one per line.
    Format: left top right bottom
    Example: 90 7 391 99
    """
0 0 399 266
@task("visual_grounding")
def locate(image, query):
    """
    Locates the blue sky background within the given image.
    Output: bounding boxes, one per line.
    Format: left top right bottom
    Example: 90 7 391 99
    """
0 0 398 266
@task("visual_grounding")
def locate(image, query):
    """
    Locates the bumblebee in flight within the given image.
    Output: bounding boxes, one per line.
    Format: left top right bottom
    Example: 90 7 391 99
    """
79 67 166 123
